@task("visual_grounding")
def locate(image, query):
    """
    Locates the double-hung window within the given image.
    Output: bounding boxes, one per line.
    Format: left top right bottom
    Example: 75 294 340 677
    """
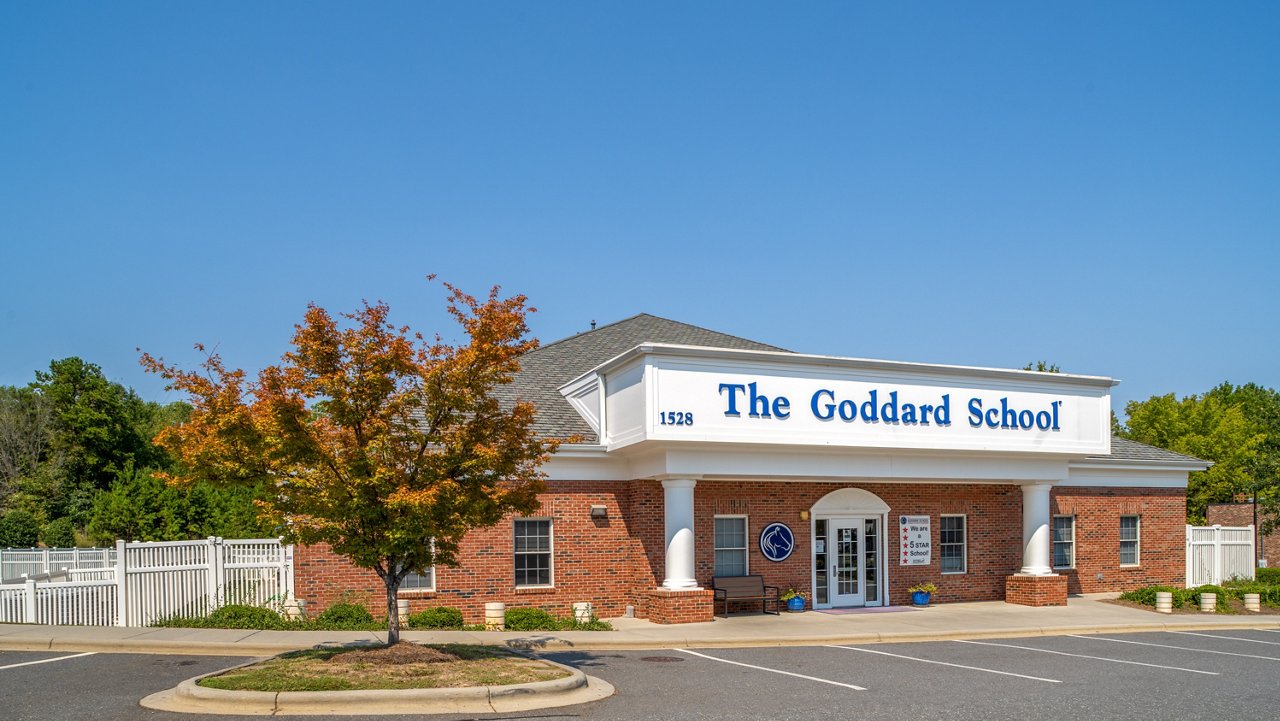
940 515 966 574
401 567 435 592
1052 516 1075 569
1120 515 1140 566
514 519 553 587
713 516 748 577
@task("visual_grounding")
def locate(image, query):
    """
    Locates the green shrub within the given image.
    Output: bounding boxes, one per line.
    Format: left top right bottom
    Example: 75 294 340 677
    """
315 602 376 627
1256 567 1280 585
408 606 465 629
207 604 290 629
41 517 77 548
0 509 41 548
1119 585 1180 607
503 607 562 631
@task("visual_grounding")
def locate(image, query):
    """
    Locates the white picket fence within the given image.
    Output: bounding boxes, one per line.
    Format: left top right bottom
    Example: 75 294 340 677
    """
1 547 117 582
0 537 293 627
1186 524 1256 586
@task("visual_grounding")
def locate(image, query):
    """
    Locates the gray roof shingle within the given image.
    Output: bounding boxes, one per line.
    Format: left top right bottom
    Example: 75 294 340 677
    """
503 313 1204 465
1092 437 1206 464
499 313 786 439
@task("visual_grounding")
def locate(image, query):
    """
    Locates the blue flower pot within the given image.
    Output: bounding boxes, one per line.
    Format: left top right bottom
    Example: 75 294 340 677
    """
786 596 806 612
911 590 931 607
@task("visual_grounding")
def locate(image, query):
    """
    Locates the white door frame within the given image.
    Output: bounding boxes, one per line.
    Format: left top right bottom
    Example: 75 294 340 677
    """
812 512 887 609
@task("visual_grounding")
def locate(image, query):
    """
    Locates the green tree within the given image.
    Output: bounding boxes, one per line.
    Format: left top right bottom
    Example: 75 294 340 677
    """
1120 392 1265 523
41 517 77 548
1205 383 1280 533
142 281 557 645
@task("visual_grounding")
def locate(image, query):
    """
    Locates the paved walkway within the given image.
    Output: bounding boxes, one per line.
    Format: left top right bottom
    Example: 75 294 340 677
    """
1 595 1277 656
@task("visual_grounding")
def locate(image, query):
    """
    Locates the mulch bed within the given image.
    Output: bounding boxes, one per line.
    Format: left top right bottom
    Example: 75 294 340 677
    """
1103 597 1280 615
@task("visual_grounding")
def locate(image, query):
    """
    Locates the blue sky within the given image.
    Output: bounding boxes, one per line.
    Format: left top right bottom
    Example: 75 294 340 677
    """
2 1 1276 415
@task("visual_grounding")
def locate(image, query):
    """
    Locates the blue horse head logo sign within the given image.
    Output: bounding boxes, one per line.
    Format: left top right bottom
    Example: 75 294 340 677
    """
759 522 795 562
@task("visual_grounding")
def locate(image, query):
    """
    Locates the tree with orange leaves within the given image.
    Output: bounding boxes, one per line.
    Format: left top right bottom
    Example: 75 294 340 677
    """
140 279 556 645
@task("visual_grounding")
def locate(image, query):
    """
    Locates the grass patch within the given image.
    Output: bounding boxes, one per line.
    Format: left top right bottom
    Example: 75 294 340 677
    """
197 643 571 692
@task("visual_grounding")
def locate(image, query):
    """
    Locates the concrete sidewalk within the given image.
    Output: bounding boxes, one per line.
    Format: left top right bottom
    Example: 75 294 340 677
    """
2 595 1277 656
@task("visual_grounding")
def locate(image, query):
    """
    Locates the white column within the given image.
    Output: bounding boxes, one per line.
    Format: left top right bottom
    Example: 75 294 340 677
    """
1019 482 1055 576
661 478 699 589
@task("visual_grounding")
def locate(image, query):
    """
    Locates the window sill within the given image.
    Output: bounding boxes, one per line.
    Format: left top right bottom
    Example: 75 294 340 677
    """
514 586 556 594
941 571 966 576
1119 564 1142 569
397 588 437 596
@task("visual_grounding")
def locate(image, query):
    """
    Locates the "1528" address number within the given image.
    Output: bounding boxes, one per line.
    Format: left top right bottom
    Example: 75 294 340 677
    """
659 411 694 426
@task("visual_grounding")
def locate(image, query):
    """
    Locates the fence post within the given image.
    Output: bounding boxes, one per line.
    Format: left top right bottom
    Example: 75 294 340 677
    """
283 544 295 601
24 579 37 623
73 547 81 570
42 548 51 574
206 537 219 613
114 539 127 627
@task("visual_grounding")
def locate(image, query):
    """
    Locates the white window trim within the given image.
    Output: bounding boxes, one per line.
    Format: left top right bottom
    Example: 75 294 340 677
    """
713 514 750 577
396 566 437 594
1052 515 1076 570
940 514 967 575
1120 515 1141 567
514 517 554 588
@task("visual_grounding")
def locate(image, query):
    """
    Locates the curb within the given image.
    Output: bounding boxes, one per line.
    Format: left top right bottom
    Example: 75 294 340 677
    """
139 657 615 715
3 618 1278 656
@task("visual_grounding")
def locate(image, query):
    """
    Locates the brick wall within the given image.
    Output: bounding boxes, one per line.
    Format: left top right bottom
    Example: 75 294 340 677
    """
1050 486 1186 593
1005 574 1068 606
292 480 1186 621
1206 503 1275 568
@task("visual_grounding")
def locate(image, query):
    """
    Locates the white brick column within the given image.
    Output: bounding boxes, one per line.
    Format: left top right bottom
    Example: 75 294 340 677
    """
661 478 699 589
1019 482 1055 576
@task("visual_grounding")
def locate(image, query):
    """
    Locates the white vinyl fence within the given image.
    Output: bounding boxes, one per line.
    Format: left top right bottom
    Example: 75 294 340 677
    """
1186 524 1256 586
1 547 117 582
0 537 293 627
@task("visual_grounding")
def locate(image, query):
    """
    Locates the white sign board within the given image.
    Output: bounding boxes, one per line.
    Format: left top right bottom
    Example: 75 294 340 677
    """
637 358 1112 456
899 515 931 566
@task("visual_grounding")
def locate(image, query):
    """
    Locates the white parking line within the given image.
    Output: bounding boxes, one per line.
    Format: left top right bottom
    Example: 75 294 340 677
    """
1068 635 1280 661
825 645 1060 683
673 649 867 690
954 639 1218 675
1170 631 1280 646
0 652 97 671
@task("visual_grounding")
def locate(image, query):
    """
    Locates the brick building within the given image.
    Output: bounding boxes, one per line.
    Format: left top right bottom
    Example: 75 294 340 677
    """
293 315 1207 624
1206 503 1276 568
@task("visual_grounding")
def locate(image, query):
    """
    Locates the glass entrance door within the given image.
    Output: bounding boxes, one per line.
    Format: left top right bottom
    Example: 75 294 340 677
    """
830 519 864 607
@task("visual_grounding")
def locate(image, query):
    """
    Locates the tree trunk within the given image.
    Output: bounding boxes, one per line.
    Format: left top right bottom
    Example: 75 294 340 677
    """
384 574 401 646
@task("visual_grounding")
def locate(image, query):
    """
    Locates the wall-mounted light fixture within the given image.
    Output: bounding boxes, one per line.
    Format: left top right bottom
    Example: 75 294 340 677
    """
590 505 608 519
799 510 810 521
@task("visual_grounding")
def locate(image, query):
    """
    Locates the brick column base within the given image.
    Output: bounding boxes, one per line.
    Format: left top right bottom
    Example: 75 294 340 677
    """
645 588 715 624
1005 574 1069 606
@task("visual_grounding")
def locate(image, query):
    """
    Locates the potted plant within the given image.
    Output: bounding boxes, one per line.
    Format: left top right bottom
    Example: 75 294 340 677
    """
779 586 810 612
908 582 937 607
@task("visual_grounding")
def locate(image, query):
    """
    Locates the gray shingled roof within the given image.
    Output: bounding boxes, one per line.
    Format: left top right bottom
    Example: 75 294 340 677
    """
503 313 1203 465
499 313 787 439
1092 437 1206 464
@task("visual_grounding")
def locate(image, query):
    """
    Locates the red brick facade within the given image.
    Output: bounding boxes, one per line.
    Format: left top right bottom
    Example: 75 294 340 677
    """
1050 486 1186 593
1206 503 1274 568
292 480 1186 623
646 588 716 624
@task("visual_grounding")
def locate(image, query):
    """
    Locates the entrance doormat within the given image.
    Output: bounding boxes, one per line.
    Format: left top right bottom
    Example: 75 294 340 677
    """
814 606 919 615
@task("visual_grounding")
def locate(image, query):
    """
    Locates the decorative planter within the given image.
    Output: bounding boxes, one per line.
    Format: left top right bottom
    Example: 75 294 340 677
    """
1244 593 1261 613
911 590 932 607
786 597 806 612
1154 591 1173 614
1199 593 1216 613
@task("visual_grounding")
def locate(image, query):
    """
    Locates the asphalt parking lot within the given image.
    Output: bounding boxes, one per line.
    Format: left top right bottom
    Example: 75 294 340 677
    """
1 629 1278 720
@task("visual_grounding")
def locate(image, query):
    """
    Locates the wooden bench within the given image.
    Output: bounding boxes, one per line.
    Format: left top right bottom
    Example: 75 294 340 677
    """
710 575 780 617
